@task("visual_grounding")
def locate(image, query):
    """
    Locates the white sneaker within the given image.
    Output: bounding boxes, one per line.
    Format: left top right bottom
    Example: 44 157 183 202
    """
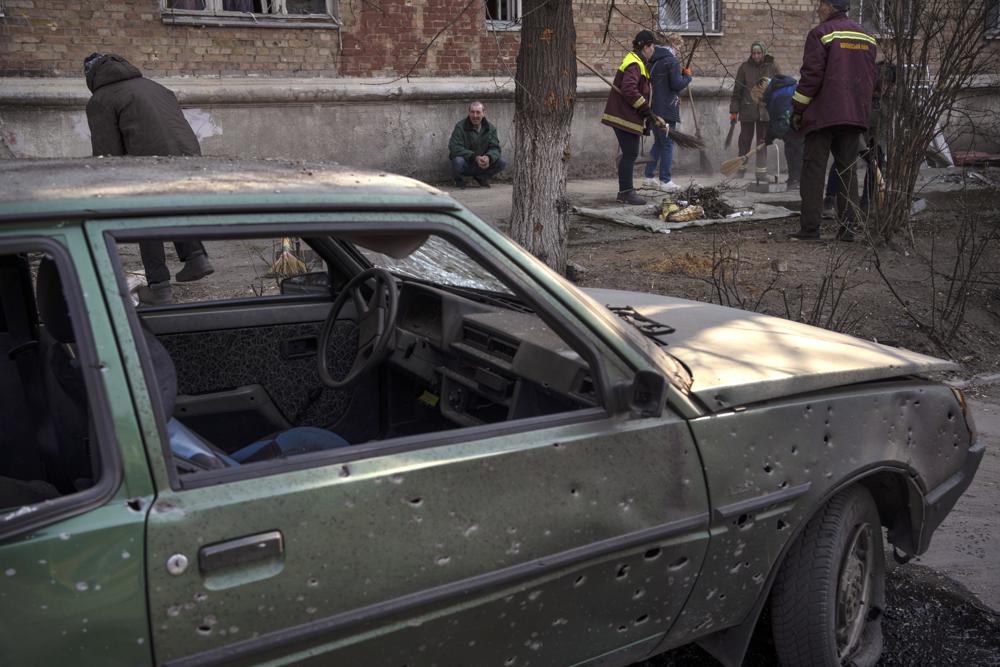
641 177 658 188
658 180 681 192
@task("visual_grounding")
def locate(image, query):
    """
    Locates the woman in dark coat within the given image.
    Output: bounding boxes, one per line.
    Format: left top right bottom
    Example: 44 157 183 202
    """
601 30 659 205
642 32 691 192
729 41 780 180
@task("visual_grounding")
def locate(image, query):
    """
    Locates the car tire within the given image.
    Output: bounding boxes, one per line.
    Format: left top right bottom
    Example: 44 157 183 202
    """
770 485 886 667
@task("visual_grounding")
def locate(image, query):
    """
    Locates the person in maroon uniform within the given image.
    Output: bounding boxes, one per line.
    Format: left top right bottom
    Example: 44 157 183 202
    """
601 30 659 205
789 0 877 241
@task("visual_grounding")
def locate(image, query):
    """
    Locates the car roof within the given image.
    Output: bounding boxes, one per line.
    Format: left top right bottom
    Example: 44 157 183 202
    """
0 157 462 222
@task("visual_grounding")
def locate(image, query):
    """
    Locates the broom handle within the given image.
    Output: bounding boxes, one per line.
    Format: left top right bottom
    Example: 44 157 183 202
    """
576 55 667 129
686 86 702 136
576 55 623 96
743 141 768 160
684 37 700 69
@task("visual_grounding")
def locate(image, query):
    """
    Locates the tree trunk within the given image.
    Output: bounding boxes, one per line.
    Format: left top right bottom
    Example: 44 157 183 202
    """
508 0 577 275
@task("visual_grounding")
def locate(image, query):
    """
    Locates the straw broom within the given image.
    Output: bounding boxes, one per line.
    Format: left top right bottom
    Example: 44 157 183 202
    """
575 55 705 151
720 141 768 176
266 237 307 279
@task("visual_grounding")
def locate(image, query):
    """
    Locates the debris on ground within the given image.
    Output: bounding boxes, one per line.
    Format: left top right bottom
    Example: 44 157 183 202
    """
677 185 739 219
660 201 704 222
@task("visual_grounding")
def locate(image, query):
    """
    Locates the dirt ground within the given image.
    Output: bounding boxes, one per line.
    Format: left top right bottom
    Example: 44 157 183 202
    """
558 182 1000 380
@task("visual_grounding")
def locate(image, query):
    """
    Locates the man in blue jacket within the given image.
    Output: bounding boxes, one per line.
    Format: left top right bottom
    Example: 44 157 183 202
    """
789 0 877 241
761 74 803 188
641 33 691 193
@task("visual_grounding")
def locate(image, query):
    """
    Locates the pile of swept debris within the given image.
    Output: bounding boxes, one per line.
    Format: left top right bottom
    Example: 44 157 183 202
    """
656 185 751 222
572 184 797 233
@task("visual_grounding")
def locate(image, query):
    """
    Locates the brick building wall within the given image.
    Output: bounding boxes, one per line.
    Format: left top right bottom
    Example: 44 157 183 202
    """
0 0 837 81
2 1 996 82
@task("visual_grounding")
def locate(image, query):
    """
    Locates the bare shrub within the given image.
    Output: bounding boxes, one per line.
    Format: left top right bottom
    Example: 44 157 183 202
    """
873 193 1000 352
697 230 865 333
868 0 998 243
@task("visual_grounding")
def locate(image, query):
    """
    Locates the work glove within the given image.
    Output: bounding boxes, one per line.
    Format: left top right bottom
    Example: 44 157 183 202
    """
729 112 738 124
791 112 803 131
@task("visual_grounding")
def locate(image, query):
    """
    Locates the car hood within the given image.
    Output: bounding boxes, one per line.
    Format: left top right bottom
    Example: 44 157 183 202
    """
583 288 957 410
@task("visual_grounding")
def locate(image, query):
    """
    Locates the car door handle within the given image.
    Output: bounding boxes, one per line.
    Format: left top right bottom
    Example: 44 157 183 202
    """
281 335 318 359
199 530 284 574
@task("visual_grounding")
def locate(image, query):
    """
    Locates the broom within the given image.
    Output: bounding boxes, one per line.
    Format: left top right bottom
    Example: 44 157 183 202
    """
266 237 307 279
720 141 768 177
576 55 705 150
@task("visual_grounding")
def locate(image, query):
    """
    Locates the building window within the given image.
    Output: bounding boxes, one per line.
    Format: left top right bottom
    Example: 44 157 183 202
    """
485 0 521 31
659 0 722 34
852 0 915 35
162 0 339 27
988 0 1000 36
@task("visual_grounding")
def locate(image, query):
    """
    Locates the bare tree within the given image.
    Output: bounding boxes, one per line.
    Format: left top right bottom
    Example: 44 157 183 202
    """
869 0 997 243
508 0 578 273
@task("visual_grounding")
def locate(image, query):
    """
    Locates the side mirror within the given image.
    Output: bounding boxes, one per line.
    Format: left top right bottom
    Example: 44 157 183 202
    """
615 370 666 417
280 272 331 296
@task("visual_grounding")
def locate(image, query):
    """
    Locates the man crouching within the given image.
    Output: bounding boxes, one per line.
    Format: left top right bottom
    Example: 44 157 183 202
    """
448 101 507 188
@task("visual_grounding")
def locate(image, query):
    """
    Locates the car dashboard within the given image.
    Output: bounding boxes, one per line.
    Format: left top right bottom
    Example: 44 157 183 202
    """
389 281 598 428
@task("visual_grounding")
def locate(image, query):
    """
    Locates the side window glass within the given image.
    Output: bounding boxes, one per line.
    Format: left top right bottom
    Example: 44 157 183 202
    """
0 253 101 511
116 237 326 306
125 230 603 481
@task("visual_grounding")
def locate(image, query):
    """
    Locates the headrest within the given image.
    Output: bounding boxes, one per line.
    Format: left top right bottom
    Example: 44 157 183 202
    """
36 258 76 344
141 324 177 418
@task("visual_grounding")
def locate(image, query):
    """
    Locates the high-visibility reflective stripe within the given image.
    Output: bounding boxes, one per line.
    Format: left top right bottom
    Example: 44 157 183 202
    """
618 52 650 79
602 113 645 133
820 30 877 46
792 91 812 105
631 96 647 109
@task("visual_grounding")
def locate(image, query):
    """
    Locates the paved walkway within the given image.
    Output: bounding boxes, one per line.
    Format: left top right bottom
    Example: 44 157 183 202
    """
443 165 990 227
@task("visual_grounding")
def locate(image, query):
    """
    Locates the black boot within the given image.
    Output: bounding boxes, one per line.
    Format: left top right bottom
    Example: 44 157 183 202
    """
175 253 214 282
616 189 645 205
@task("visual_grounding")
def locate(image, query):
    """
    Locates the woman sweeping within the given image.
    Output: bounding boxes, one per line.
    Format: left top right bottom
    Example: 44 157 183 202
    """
728 41 780 181
601 30 661 205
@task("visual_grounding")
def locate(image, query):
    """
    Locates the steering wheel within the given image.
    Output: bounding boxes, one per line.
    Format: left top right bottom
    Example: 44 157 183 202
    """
318 268 399 389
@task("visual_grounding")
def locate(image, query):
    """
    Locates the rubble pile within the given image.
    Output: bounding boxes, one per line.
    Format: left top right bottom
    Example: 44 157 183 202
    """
656 186 741 222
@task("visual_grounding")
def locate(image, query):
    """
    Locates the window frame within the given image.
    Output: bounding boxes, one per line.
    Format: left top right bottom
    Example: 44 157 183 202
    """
987 0 1000 38
160 0 341 29
0 237 123 541
852 0 914 36
485 0 522 31
658 0 723 36
100 214 621 492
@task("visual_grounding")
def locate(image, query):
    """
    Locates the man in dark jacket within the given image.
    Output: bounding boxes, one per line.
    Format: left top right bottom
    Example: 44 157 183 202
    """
641 33 691 192
789 0 877 241
447 102 506 188
84 52 213 304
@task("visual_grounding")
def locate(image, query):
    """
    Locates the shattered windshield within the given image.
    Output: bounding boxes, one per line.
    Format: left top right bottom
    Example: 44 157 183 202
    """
357 235 513 295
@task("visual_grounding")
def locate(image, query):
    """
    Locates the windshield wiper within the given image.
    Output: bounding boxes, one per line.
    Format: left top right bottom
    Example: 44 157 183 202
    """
607 305 674 346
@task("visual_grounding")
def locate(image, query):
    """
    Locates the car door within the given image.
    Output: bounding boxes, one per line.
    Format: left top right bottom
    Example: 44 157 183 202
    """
88 213 711 667
0 231 155 666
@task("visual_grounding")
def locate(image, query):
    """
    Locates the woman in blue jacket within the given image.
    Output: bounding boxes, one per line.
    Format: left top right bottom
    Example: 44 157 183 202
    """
642 33 691 192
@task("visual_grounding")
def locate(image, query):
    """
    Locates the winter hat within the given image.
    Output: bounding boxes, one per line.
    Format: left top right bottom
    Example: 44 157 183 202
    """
632 30 658 51
83 52 105 75
827 0 850 10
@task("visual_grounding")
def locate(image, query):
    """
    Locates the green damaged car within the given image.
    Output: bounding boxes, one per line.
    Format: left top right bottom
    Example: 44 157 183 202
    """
0 158 982 667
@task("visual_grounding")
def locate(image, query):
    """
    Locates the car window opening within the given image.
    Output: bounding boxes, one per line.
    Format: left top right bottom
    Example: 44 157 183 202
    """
114 231 603 479
0 252 102 511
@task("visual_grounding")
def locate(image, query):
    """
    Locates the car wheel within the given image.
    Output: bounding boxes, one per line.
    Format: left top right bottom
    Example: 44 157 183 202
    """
770 485 886 667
